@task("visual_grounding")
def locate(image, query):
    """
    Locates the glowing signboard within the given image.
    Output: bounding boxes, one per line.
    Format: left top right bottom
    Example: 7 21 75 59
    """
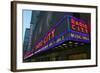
68 16 90 43
71 17 89 34
33 15 90 53
24 15 90 59
35 29 55 50
34 16 68 50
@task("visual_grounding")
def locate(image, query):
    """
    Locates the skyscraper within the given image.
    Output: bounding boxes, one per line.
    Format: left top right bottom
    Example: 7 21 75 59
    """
23 28 30 56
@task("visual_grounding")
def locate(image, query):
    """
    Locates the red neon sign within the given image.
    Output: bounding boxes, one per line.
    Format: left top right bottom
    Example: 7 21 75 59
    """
71 18 89 34
35 29 55 50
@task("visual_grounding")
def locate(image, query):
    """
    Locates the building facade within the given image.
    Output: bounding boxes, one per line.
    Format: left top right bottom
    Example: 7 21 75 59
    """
24 10 91 62
23 28 30 57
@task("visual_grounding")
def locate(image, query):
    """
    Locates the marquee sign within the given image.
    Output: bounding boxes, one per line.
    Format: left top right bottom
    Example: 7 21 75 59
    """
32 15 90 55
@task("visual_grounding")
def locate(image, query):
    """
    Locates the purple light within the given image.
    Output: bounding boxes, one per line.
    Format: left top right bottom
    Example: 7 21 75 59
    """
69 37 90 43
70 30 89 36
33 31 90 55
34 30 67 52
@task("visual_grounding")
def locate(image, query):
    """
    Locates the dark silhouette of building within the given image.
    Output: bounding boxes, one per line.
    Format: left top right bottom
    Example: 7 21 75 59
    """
23 28 30 56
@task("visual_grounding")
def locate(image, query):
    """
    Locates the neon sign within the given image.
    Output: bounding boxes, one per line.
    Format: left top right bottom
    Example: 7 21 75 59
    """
35 29 55 50
71 17 89 34
34 16 68 50
24 15 90 59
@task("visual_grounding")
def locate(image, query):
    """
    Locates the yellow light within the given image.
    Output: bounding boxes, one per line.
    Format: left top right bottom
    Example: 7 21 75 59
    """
62 44 67 46
74 42 78 45
58 45 62 48
69 41 72 44
55 47 58 48
65 46 67 48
